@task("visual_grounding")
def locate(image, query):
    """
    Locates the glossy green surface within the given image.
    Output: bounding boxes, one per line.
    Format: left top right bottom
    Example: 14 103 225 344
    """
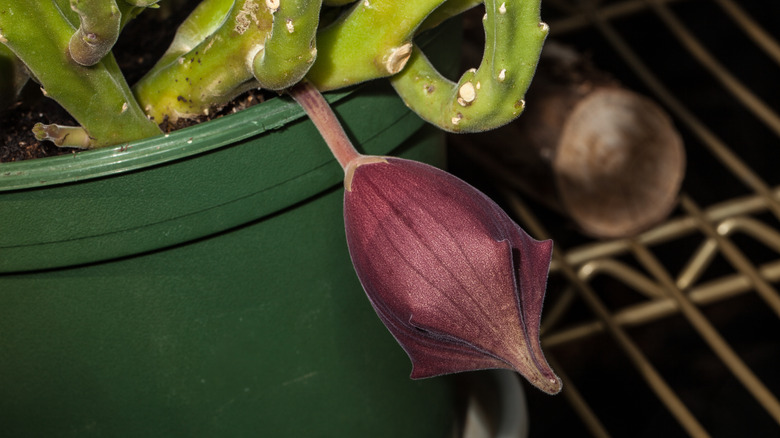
0 87 371 271
0 20 461 436
0 131 454 437
0 108 455 438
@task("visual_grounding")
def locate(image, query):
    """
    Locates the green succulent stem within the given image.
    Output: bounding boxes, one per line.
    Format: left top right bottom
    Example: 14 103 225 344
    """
133 0 275 122
305 0 447 91
390 0 548 133
0 43 29 111
252 0 322 91
152 0 234 69
0 1 162 148
2 0 547 148
68 0 122 66
53 0 146 35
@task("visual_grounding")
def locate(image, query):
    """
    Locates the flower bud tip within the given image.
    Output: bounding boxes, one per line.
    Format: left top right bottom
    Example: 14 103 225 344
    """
344 157 561 395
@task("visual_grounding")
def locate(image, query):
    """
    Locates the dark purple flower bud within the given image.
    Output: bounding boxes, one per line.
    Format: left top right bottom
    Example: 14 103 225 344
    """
343 156 562 395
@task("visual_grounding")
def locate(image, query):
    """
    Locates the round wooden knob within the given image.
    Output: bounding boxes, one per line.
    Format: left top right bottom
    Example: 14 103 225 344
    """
554 88 685 238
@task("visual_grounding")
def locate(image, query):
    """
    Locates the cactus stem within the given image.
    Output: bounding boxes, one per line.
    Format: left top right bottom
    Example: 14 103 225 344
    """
251 0 321 91
390 0 547 133
68 0 122 66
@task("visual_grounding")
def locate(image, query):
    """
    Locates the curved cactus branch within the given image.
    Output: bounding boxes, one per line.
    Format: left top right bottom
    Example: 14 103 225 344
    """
389 0 548 133
58 0 151 60
251 0 321 91
0 0 161 148
305 0 447 91
68 0 122 66
152 0 233 69
133 0 276 123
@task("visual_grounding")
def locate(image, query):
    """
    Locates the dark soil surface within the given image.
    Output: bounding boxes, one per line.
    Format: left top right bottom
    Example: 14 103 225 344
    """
0 2 268 163
0 96 74 162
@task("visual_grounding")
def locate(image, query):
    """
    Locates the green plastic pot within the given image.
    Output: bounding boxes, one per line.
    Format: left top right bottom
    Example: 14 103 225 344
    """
0 22 461 437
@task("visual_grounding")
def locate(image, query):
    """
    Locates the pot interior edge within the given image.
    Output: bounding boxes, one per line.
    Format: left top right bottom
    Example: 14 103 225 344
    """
0 115 443 273
0 89 355 191
0 16 462 192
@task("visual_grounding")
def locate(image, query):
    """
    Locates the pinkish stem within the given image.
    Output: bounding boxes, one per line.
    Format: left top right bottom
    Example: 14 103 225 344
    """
288 81 362 170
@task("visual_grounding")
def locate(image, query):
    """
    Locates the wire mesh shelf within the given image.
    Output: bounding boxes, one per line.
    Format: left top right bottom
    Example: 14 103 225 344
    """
452 0 780 435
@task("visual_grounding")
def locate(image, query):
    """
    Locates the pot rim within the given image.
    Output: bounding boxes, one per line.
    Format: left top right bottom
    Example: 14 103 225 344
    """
0 90 353 191
0 18 458 192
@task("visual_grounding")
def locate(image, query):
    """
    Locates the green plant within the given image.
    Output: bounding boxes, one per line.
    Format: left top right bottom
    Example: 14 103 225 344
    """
0 0 546 147
1 0 561 395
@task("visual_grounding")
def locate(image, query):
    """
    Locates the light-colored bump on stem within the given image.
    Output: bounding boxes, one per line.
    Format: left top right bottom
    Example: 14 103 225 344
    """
234 0 261 34
305 0 447 90
457 81 476 106
384 42 413 74
266 0 280 12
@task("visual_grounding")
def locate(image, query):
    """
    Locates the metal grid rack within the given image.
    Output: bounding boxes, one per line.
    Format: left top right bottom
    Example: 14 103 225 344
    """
456 0 780 436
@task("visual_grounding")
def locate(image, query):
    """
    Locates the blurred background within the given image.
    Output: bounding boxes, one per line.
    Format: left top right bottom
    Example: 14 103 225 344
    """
448 0 780 436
